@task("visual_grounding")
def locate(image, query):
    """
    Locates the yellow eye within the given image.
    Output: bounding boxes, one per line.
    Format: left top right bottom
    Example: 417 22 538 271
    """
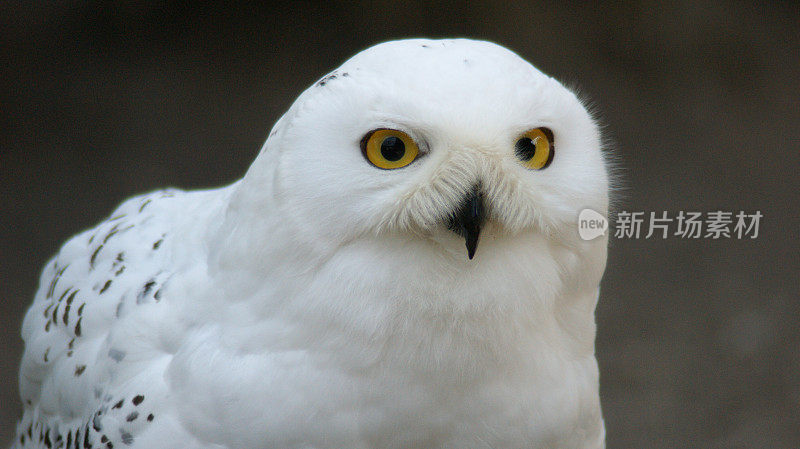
362 129 420 170
515 127 554 170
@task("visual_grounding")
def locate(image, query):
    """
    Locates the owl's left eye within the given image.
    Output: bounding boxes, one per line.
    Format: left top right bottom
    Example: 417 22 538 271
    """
361 129 420 170
515 127 554 170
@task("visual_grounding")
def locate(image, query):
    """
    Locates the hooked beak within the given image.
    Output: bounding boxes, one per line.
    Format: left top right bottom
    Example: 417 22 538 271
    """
447 185 484 260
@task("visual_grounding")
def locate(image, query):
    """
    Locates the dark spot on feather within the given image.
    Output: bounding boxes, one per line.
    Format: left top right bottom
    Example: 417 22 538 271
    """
317 72 339 86
59 288 72 302
75 365 86 376
107 441 114 448
421 44 429 48
52 303 60 324
44 429 52 448
112 399 124 409
44 302 53 318
154 289 162 301
116 252 124 262
115 266 125 276
132 395 144 406
121 431 133 445
342 72 349 77
83 427 91 448
139 199 152 212
75 317 82 336
152 239 163 250
138 281 156 302
101 435 108 443
146 414 154 422
67 350 74 357
78 303 85 316
99 280 112 294
66 430 73 448
109 213 126 221
67 289 78 305
125 411 138 422
69 338 75 349
27 423 32 438
45 321 51 332
47 265 68 298
64 304 71 325
103 225 119 244
43 347 50 362
91 245 104 268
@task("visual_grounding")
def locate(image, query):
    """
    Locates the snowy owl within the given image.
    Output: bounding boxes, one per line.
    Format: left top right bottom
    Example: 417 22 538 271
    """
12 39 610 448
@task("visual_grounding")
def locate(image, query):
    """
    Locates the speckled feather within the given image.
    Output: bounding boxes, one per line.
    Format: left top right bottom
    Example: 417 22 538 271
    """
14 188 228 449
13 39 609 449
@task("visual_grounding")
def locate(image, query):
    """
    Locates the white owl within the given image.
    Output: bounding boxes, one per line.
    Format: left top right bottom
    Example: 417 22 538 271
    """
12 38 610 448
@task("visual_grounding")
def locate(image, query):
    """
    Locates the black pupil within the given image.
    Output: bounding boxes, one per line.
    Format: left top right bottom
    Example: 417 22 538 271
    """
380 136 406 161
515 138 537 161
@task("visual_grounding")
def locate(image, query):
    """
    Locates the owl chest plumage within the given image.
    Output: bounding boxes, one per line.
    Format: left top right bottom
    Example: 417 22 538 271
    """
170 216 606 448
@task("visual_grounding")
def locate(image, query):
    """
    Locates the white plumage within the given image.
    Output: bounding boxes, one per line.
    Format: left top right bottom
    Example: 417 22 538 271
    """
13 39 610 448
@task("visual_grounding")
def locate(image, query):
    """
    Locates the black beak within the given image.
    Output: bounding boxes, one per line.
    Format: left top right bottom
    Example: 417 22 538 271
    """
447 186 484 259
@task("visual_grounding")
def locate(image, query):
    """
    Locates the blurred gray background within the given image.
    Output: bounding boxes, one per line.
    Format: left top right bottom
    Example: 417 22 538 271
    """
1 2 798 447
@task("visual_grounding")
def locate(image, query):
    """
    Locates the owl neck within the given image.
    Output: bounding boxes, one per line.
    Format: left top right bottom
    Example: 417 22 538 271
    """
210 232 601 380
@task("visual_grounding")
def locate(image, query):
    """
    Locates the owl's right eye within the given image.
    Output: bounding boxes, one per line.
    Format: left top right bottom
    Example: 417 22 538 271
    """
361 129 420 169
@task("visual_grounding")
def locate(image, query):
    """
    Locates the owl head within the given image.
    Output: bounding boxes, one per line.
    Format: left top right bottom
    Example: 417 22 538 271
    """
225 39 608 277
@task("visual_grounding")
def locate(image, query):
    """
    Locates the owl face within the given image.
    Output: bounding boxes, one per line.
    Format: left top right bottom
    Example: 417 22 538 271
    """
251 39 608 261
